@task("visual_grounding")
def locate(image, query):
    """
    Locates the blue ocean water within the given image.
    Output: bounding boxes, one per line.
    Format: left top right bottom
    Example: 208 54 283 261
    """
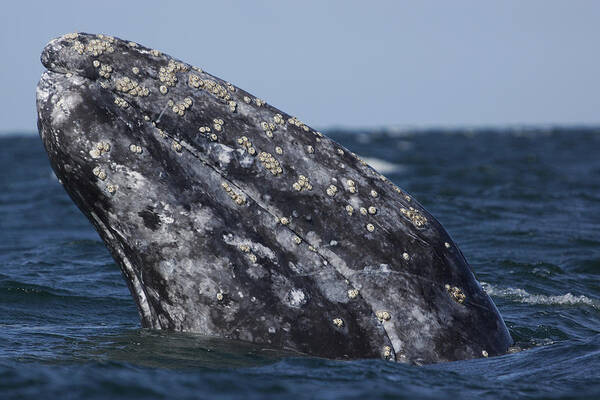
0 128 599 399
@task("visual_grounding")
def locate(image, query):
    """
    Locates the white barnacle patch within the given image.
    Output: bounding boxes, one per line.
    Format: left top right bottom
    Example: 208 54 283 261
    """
306 145 314 154
370 190 378 198
237 136 256 155
115 77 149 97
273 113 284 125
280 217 290 225
368 206 377 215
400 206 428 228
72 41 85 54
243 96 251 104
255 98 265 106
89 149 101 158
150 49 162 57
98 63 112 79
402 252 410 260
224 235 276 263
114 96 129 109
366 223 375 232
92 166 107 180
258 152 282 175
90 141 111 158
129 144 143 154
332 318 344 328
287 116 309 131
228 100 237 112
444 242 451 248
292 175 312 191
482 350 489 357
347 289 359 299
171 97 193 116
286 288 307 308
275 146 283 155
159 59 187 87
106 183 117 194
326 185 338 197
77 36 115 56
337 148 344 155
92 60 100 68
159 85 168 94
360 207 368 216
63 32 79 39
445 284 466 304
293 235 302 245
213 118 224 132
172 140 182 152
190 77 230 101
132 66 140 75
383 346 393 359
221 181 246 205
188 73 201 88
216 291 224 301
376 310 391 322
346 179 357 193
345 205 354 216
260 121 276 138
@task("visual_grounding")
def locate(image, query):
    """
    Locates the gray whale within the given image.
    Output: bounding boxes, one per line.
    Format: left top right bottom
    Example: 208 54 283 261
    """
36 32 512 364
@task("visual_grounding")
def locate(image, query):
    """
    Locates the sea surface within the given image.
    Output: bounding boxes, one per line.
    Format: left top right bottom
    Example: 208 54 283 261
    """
0 128 599 399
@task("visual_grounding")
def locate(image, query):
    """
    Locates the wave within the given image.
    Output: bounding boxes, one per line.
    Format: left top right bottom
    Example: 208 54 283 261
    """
481 282 598 308
359 157 405 174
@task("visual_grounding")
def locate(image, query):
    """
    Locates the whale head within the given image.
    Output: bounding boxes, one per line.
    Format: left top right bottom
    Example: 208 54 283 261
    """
36 32 513 364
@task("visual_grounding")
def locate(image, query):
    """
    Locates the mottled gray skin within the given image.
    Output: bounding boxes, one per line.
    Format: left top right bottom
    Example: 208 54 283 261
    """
36 32 512 364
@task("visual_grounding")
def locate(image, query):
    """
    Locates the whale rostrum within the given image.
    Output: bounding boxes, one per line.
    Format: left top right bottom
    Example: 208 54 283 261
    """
36 32 513 364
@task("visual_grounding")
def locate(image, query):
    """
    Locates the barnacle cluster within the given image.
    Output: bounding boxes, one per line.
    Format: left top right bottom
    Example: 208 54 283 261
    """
258 152 282 175
159 59 188 87
237 136 256 155
292 175 312 191
115 77 149 97
400 206 428 228
445 284 466 304
222 182 246 205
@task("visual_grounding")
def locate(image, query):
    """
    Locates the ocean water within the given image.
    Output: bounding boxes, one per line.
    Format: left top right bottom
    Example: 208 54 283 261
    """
0 128 599 399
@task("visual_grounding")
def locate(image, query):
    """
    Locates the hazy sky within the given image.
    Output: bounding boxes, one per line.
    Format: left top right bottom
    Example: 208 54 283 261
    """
1 0 599 133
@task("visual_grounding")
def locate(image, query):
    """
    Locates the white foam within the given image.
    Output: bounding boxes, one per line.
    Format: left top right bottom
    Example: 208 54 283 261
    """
481 282 598 308
359 157 405 174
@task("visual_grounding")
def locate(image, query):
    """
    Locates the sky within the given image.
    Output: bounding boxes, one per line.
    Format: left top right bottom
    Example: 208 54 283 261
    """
1 0 599 133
